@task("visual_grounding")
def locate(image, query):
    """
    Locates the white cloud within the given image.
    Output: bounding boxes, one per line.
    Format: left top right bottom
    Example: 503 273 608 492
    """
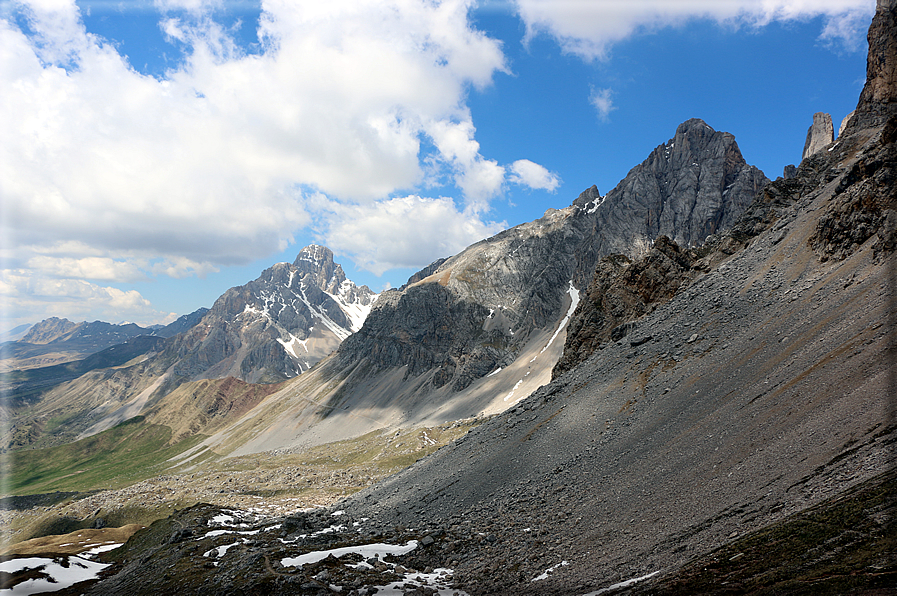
508 159 560 191
425 117 507 211
154 0 224 14
150 256 218 279
26 256 149 282
1 0 508 266
589 87 615 122
514 0 875 60
313 195 506 276
1 269 177 326
1 0 519 322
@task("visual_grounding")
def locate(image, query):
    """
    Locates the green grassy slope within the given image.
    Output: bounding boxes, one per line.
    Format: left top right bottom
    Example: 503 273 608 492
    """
5 416 204 495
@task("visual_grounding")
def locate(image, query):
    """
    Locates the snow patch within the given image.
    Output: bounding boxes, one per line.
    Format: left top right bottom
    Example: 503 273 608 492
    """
532 560 568 581
81 543 123 557
504 379 524 402
296 285 353 341
581 570 661 595
325 287 373 333
367 568 464 595
281 540 418 568
585 194 606 214
0 555 111 594
531 280 580 364
276 333 309 358
203 540 242 559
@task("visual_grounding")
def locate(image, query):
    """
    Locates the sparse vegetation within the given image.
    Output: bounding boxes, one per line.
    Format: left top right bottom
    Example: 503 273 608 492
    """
1 418 481 547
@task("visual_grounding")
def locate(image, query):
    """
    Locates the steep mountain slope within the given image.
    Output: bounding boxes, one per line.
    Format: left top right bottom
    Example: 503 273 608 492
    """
192 119 767 456
327 3 896 592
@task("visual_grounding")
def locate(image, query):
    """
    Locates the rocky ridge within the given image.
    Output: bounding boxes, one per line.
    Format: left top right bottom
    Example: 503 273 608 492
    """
336 118 766 398
180 119 769 457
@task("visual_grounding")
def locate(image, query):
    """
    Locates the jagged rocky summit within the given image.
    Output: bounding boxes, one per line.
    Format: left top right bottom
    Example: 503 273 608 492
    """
802 112 834 159
335 118 767 398
169 245 376 383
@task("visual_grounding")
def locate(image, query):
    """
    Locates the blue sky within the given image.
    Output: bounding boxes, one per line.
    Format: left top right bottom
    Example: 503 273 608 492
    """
0 0 873 328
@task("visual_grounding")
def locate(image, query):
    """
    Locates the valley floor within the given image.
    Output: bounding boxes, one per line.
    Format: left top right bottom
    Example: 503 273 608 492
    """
0 419 481 553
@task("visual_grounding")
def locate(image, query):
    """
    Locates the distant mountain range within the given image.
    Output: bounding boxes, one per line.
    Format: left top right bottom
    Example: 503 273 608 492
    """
1 246 378 449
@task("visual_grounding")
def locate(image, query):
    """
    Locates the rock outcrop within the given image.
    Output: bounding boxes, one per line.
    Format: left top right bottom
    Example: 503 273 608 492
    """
853 0 897 129
839 110 855 136
808 0 897 262
801 111 834 160
552 235 703 378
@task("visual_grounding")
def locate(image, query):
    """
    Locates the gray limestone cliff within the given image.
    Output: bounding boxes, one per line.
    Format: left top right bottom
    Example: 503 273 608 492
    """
336 119 767 393
802 112 834 160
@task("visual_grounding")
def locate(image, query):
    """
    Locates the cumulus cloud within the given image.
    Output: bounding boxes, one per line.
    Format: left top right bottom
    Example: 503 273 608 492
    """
26 256 149 282
514 0 875 60
313 195 506 276
1 0 532 321
1 0 509 265
508 159 560 191
1 269 177 326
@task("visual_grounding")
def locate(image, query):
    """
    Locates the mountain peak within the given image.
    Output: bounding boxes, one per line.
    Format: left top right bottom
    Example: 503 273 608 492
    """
293 244 334 267
169 244 376 383
292 244 346 295
20 317 82 344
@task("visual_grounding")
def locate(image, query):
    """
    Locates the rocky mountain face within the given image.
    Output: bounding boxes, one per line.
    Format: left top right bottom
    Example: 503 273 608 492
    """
168 245 376 384
552 235 705 378
329 4 896 593
336 118 767 400
801 111 834 159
